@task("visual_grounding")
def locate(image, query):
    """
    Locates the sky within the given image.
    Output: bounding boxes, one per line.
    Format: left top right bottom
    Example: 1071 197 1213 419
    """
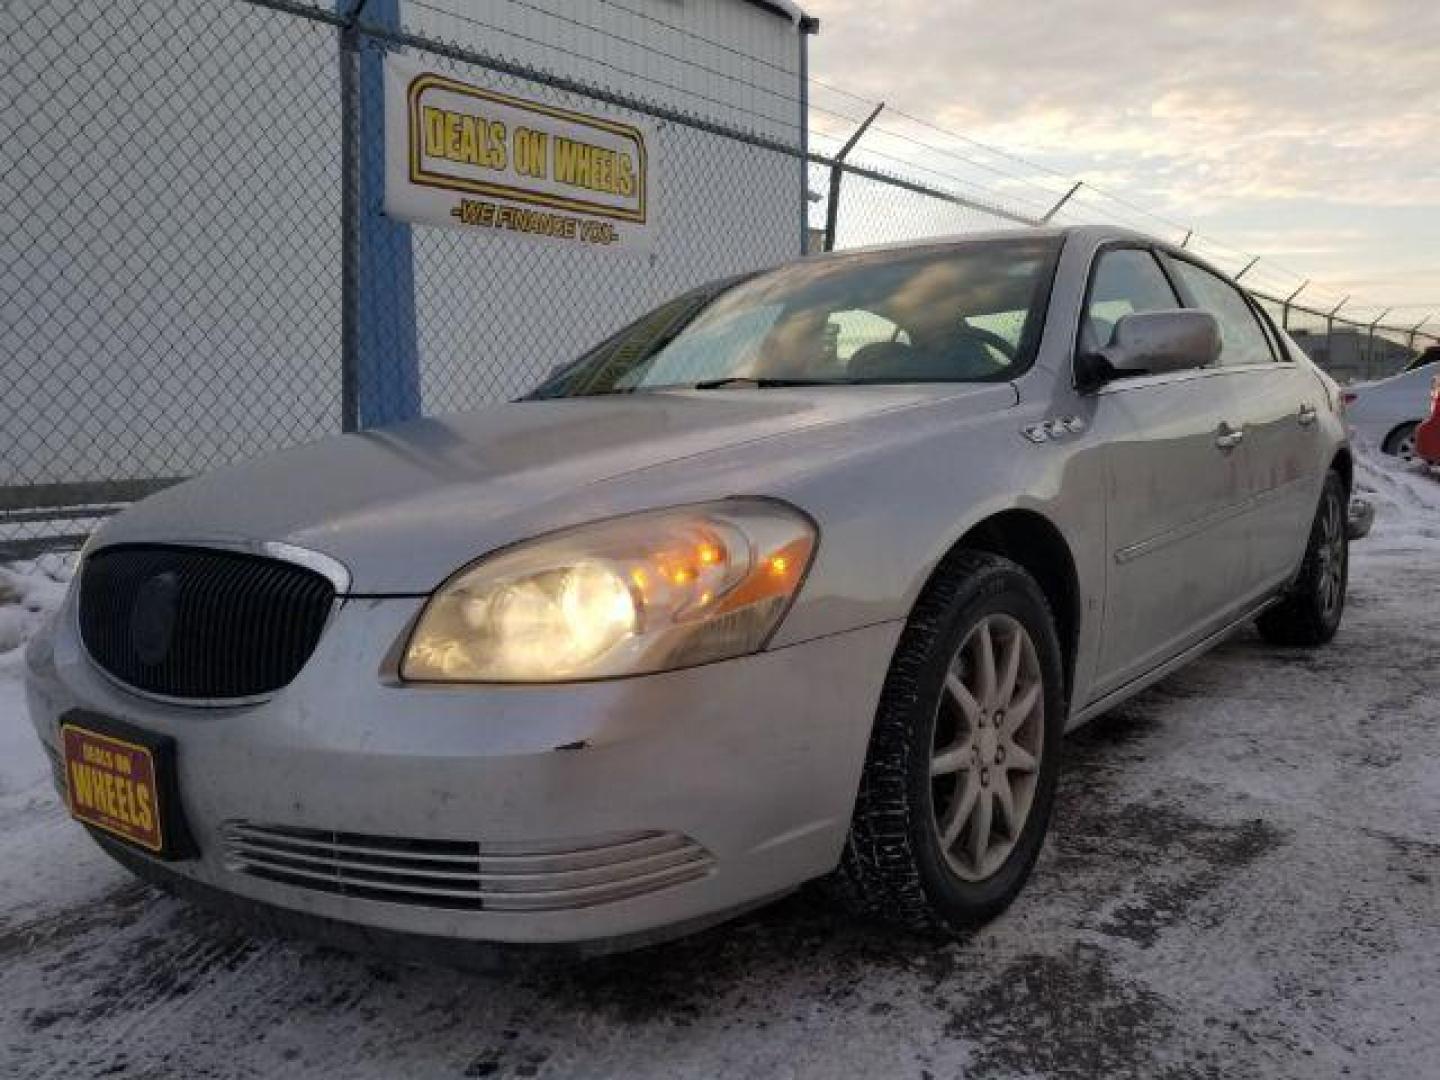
802 0 1440 326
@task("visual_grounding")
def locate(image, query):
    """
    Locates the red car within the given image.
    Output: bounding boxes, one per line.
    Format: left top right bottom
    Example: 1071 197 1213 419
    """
1417 373 1440 464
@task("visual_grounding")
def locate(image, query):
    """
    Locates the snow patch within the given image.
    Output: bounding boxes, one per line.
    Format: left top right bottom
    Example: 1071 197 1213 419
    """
3 451 1439 1079
0 555 74 655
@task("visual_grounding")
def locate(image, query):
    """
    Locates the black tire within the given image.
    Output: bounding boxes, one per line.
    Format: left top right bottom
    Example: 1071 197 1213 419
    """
1382 421 1419 460
1257 470 1348 646
830 550 1066 933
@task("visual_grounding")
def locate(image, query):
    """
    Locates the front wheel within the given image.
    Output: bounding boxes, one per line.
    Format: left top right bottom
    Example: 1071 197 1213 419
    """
1257 470 1348 646
832 551 1065 933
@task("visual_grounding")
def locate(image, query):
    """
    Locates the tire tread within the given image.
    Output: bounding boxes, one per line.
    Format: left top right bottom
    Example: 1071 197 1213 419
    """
829 549 1059 933
1257 470 1347 647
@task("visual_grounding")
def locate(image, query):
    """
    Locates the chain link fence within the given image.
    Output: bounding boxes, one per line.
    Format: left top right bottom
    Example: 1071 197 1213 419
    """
394 39 802 415
5 0 1436 557
2 0 805 556
809 154 1440 386
3 0 346 555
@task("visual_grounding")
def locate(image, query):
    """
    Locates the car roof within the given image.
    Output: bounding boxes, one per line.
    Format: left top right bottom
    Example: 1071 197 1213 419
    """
829 224 1145 256
808 225 1247 292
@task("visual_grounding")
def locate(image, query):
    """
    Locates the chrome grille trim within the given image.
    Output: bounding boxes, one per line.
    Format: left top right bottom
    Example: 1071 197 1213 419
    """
221 821 715 912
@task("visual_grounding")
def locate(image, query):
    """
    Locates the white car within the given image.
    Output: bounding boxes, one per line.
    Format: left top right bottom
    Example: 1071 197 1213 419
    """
1344 350 1440 460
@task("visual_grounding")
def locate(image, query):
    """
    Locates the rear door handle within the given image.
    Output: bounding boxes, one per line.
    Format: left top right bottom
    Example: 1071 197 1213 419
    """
1298 403 1318 427
1215 423 1245 450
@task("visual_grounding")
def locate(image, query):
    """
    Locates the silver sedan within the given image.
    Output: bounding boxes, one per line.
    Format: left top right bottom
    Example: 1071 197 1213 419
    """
26 226 1351 954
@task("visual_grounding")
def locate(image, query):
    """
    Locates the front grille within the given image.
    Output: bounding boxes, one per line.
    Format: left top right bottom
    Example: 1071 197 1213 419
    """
221 821 715 912
79 545 336 700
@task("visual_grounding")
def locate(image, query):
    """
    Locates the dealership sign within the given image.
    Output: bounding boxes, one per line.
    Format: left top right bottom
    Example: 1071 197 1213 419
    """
383 57 653 251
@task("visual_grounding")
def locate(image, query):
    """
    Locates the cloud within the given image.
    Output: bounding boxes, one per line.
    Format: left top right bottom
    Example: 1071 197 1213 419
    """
805 0 1440 304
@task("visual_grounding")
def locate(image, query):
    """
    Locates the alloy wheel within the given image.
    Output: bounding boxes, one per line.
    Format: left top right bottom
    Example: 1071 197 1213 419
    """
929 614 1046 882
1316 491 1346 622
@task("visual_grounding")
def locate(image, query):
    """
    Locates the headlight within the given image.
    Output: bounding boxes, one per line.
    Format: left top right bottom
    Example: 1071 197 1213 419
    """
401 499 817 683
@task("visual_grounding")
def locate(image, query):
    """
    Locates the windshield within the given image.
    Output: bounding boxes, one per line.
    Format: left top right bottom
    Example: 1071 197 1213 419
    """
529 237 1062 398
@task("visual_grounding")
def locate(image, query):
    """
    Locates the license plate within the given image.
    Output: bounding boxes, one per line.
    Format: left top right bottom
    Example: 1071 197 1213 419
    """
60 714 183 857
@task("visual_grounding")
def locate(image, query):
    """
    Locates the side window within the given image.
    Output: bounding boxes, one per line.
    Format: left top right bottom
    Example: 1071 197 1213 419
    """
964 309 1027 360
1250 298 1293 363
1083 249 1179 353
826 308 910 363
1165 258 1276 367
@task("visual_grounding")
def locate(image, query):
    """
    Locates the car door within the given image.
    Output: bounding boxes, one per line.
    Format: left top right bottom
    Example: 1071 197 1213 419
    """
1162 255 1320 593
1081 247 1252 697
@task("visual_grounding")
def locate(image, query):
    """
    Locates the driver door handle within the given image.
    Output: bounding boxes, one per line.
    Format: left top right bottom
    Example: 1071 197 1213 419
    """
1215 423 1245 451
1298 403 1318 427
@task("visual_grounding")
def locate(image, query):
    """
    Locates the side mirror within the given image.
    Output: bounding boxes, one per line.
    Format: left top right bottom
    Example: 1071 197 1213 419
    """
1078 309 1220 389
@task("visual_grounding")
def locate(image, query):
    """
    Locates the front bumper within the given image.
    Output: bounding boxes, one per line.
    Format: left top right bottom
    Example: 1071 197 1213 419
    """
26 594 899 946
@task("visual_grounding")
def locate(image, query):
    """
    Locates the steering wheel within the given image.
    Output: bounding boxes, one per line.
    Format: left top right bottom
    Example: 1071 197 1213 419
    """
955 324 1018 367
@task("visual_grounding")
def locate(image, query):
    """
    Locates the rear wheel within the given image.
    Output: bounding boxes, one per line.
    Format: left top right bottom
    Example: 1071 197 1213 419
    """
1257 470 1348 646
832 551 1065 933
1383 421 1419 461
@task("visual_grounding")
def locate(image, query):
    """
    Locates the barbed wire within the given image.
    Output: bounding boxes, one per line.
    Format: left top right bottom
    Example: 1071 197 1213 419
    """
808 119 1054 218
808 81 1424 322
810 109 1069 211
245 0 1431 327
389 0 1427 321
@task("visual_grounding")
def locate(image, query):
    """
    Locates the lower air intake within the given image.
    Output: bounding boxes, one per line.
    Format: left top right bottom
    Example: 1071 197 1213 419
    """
221 822 714 912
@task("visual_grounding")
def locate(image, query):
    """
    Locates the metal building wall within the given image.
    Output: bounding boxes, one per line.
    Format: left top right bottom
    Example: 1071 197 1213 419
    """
1 0 805 506
388 0 808 414
399 0 803 142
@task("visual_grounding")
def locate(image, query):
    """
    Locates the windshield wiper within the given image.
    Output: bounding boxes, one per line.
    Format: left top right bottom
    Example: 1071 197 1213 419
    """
690 377 850 390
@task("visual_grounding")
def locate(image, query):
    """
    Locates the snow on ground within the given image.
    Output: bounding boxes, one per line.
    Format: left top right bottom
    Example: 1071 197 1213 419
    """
2 453 1438 1080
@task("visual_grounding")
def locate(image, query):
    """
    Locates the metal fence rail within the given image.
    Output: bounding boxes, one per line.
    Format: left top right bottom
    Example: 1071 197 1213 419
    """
4 0 1435 558
2 0 806 556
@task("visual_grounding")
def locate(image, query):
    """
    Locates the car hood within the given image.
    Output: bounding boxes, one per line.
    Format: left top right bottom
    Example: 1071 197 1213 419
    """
97 384 1015 593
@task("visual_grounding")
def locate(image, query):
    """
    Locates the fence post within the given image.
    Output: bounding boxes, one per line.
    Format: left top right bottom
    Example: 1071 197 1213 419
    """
1281 279 1309 331
1326 296 1348 373
1408 315 1433 356
823 102 883 252
337 0 420 432
338 6 363 432
1040 182 1082 224
797 17 819 256
1366 309 1391 379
